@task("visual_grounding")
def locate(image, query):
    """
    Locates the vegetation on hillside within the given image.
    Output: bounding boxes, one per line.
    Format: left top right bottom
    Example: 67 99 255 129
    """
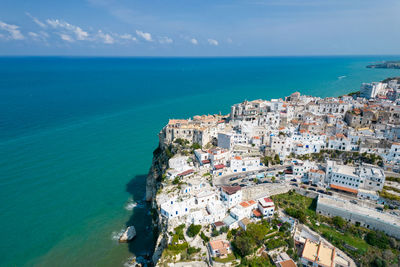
272 191 400 266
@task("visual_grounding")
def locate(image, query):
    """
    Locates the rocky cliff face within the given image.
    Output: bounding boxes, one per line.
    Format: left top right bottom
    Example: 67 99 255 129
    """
145 147 167 202
145 146 169 266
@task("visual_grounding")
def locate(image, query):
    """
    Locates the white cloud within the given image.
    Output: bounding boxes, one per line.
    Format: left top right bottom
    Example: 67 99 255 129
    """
26 12 47 28
118 33 137 41
0 21 24 40
59 33 73 42
28 31 48 42
97 31 114 44
190 38 198 45
40 31 49 38
159 36 173 44
47 19 89 40
136 30 152 42
208 39 218 46
28 32 39 37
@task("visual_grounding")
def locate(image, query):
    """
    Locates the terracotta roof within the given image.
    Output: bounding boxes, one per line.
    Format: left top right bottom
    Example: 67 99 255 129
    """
214 221 225 227
239 201 250 208
178 169 194 176
248 200 256 205
263 197 273 203
278 259 297 267
202 159 211 164
330 184 358 194
209 240 230 255
214 164 225 170
335 133 346 139
221 186 241 195
234 156 242 160
252 209 262 218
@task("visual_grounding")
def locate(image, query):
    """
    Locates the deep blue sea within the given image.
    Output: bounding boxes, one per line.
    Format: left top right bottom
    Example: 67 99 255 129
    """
0 56 399 266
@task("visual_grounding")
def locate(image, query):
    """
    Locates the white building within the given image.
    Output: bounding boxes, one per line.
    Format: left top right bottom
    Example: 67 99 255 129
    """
230 156 261 173
257 197 275 217
220 186 242 208
217 132 248 150
168 156 190 171
308 169 326 186
230 200 257 220
208 148 230 166
326 160 385 198
386 142 400 163
160 197 194 219
194 149 210 165
360 82 387 99
206 201 227 223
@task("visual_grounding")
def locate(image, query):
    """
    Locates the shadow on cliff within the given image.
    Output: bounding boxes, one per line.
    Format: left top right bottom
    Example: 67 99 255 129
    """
125 174 156 261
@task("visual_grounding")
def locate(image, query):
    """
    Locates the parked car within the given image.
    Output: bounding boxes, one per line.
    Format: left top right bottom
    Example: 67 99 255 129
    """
308 187 316 191
239 184 246 187
262 180 269 184
290 183 299 187
311 184 318 187
232 183 239 186
317 190 325 193
290 178 297 182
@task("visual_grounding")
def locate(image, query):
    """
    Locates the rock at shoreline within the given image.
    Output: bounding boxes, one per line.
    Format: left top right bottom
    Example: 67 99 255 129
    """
119 226 136 242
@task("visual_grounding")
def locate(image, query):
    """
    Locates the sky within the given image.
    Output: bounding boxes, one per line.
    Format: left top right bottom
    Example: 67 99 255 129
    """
0 0 400 56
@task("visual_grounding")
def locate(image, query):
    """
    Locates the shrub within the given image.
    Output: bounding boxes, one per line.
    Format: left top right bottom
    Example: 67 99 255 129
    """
191 143 201 150
365 231 390 249
187 246 201 255
233 232 256 256
211 229 220 237
187 224 201 237
332 216 346 229
200 231 209 242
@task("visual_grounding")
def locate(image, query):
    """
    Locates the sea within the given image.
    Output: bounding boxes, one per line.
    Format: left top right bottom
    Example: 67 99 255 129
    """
0 56 399 267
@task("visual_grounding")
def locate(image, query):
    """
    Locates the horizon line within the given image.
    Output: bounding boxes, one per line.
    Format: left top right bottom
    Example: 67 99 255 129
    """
0 54 400 59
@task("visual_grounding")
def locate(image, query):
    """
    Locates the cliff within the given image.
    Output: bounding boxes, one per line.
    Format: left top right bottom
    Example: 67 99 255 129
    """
145 145 169 265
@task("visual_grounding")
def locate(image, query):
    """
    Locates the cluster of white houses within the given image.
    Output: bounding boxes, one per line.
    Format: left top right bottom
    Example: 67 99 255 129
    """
155 78 400 261
159 183 275 230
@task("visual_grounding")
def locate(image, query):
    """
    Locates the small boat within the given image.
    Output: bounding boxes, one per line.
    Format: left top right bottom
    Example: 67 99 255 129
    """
119 226 136 242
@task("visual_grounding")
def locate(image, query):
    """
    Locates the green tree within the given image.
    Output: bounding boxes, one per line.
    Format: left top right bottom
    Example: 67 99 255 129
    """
233 233 256 256
211 229 220 237
200 231 209 242
187 224 201 237
246 223 268 246
332 216 346 229
191 143 201 150
365 231 390 249
274 154 281 164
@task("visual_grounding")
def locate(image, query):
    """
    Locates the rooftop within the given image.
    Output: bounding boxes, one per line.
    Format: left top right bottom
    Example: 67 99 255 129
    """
221 186 241 195
301 239 335 267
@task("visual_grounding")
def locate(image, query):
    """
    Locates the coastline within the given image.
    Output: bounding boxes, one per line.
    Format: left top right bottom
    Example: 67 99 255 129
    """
143 75 400 266
2 56 400 267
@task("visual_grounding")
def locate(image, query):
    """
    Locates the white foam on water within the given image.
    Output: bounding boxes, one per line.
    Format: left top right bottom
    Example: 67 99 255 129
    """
111 229 125 241
125 201 138 211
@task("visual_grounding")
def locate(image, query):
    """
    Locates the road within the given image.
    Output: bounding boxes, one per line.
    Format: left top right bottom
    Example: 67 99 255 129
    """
213 165 290 186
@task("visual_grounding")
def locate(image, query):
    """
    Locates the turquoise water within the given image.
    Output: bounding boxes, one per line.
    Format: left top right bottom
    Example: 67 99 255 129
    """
0 56 399 266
